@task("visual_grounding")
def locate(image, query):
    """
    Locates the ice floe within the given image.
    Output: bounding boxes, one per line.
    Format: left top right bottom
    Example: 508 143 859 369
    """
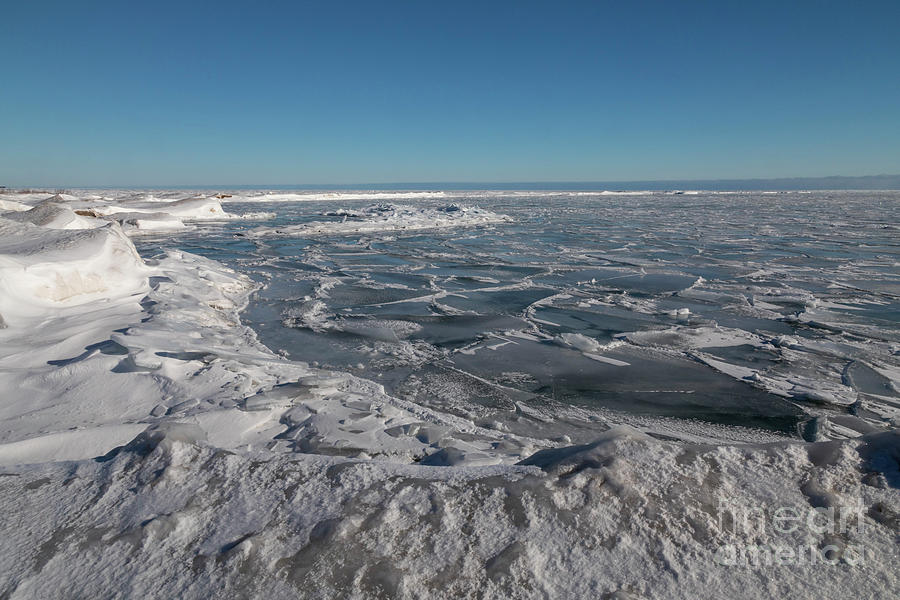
244 203 512 238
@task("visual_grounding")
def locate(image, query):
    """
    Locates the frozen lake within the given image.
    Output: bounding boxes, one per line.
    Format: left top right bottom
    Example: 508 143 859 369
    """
3 188 898 598
136 190 900 444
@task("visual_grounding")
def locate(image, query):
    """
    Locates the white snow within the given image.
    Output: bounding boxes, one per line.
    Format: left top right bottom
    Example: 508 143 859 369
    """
0 219 150 324
0 191 266 236
0 198 36 213
88 196 230 220
0 422 896 598
4 200 106 230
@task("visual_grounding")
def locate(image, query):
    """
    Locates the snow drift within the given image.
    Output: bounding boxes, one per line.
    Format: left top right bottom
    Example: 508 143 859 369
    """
0 218 149 325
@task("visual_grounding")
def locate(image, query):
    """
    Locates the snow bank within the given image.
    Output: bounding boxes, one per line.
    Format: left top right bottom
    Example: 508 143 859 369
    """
0 424 896 598
4 201 106 230
0 218 150 325
89 196 231 220
0 192 250 236
0 198 31 212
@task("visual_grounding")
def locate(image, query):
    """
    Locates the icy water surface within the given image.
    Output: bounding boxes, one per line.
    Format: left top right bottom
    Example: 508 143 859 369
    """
136 191 900 443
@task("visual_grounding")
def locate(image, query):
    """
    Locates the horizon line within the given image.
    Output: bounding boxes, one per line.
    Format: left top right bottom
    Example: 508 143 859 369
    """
5 173 900 191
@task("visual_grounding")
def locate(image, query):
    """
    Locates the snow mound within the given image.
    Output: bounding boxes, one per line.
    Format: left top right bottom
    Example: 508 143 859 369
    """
0 198 31 212
4 201 106 230
0 218 150 325
89 196 230 220
99 212 192 233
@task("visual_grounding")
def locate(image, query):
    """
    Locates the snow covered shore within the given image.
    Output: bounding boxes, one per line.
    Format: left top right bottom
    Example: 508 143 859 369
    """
0 191 897 598
0 194 532 466
1 421 897 598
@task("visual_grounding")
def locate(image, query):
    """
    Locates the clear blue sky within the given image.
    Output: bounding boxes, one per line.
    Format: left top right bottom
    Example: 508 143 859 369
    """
2 0 898 186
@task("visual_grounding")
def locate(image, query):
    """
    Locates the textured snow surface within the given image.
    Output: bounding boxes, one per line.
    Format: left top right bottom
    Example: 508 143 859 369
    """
0 218 149 323
0 189 897 598
0 425 896 599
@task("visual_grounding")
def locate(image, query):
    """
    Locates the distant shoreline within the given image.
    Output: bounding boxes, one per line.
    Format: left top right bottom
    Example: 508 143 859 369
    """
5 174 899 192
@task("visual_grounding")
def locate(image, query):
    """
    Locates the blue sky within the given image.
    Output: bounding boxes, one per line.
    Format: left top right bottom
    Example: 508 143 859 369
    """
2 0 898 186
